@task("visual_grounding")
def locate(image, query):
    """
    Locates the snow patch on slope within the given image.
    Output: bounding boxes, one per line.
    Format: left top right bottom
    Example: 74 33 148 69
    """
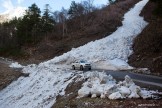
0 0 152 108
0 65 79 108
41 0 149 70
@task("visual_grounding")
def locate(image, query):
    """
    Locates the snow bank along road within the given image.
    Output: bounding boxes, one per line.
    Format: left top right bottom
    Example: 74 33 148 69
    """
1 0 160 108
99 70 162 88
77 72 162 99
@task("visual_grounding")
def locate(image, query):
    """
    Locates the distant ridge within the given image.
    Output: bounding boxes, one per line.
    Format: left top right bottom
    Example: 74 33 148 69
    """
0 7 26 23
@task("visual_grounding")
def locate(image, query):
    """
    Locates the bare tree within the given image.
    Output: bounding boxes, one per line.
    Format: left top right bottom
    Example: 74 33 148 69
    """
87 0 94 13
53 11 60 23
81 0 94 14
58 8 68 37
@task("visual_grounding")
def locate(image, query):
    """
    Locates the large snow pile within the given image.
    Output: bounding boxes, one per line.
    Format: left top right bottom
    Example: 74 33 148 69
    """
0 64 81 108
41 0 149 70
0 0 152 108
78 72 160 99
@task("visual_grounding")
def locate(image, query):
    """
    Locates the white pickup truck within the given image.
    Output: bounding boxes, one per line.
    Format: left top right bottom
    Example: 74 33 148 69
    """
72 60 91 70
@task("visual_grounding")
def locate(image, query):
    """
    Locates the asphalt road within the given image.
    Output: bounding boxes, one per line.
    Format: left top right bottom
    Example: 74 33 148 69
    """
96 70 162 88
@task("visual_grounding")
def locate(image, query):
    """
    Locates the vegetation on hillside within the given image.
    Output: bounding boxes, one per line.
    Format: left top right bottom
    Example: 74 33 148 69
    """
129 0 162 75
0 3 55 57
0 0 102 57
0 0 137 61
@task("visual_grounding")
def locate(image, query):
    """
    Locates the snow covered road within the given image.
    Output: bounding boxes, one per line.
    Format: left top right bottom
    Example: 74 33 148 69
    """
0 0 156 108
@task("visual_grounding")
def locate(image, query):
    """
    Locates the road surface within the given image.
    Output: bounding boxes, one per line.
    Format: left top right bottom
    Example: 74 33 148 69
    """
95 70 162 88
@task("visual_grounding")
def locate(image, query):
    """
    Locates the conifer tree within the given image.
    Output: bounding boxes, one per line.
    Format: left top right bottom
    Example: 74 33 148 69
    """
17 3 41 45
42 4 55 33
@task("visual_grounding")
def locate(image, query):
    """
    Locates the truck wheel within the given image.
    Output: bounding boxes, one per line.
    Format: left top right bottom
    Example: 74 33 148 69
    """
80 65 83 71
89 67 91 70
72 65 75 70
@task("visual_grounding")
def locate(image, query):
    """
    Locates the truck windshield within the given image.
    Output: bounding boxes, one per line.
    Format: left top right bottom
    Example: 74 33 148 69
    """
80 61 86 63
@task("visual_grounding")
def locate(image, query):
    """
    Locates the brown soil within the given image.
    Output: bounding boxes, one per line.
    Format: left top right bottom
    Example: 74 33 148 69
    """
54 98 162 108
128 0 162 76
52 77 85 108
0 62 28 90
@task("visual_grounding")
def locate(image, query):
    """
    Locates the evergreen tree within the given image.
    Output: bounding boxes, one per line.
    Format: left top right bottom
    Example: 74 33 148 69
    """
17 3 42 45
42 4 55 33
0 18 20 55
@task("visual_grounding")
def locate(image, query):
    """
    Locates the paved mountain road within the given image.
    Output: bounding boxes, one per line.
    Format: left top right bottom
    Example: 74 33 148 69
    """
95 70 162 88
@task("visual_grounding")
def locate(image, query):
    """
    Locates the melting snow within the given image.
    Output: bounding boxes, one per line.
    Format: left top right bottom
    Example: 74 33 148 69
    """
41 0 149 71
9 62 24 68
1 0 160 108
0 66 79 108
78 72 161 99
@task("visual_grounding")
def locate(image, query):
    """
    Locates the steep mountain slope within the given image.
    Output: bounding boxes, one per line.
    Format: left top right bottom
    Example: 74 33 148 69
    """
43 0 148 71
0 0 155 108
0 0 141 94
19 0 141 64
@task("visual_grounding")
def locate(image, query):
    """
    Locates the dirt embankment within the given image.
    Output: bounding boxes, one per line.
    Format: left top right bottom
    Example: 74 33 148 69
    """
128 0 162 75
0 62 28 90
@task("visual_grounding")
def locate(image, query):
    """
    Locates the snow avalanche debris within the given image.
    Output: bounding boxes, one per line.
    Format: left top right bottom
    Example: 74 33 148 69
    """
9 62 24 68
78 72 161 100
1 0 160 108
